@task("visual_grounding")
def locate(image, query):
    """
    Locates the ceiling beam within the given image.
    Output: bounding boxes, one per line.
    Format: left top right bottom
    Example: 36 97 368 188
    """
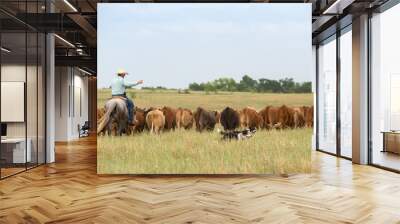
55 55 96 71
323 0 356 14
67 13 97 46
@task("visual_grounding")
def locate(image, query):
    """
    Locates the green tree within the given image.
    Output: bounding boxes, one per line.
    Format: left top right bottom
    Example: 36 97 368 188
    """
188 75 311 93
203 82 216 93
297 82 312 93
238 75 258 92
279 78 295 93
257 78 282 93
189 82 204 91
212 77 237 91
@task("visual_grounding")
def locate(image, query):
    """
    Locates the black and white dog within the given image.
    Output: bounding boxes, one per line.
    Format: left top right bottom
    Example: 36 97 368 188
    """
220 127 257 140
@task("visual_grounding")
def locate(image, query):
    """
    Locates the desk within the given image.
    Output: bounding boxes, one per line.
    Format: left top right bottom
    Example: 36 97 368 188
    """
381 131 400 154
1 138 31 163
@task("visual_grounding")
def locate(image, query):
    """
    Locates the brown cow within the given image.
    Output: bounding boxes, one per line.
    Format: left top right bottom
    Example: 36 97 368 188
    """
259 106 280 129
239 107 263 129
194 107 218 132
132 107 146 133
161 106 177 130
176 108 194 129
276 105 293 129
258 107 268 129
220 107 240 131
304 106 314 128
146 109 165 134
292 107 305 128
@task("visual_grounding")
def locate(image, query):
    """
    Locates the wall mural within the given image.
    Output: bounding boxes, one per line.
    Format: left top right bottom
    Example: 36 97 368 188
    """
96 3 313 174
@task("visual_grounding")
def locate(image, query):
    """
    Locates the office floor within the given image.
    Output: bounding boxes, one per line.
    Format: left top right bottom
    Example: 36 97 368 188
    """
0 167 25 177
1 163 45 178
0 136 400 223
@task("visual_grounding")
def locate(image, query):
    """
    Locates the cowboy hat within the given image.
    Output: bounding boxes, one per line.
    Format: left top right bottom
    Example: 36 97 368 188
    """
117 69 128 75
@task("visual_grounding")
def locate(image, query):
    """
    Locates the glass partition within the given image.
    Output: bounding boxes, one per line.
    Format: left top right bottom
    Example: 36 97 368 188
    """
0 2 46 179
1 31 28 177
26 0 40 170
317 36 337 154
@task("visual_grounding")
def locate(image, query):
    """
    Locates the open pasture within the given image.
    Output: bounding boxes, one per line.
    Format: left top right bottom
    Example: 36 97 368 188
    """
97 89 313 174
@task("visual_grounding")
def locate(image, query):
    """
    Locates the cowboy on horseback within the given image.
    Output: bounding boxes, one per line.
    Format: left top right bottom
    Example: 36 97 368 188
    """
111 69 143 125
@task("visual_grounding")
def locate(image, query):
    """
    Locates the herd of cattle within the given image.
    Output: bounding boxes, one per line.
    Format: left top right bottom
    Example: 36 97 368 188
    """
97 105 314 135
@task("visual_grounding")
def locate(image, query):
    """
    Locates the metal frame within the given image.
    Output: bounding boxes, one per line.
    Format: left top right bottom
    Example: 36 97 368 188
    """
367 10 373 165
336 26 341 158
315 44 320 151
374 0 400 12
36 1 39 167
25 2 28 172
44 0 48 165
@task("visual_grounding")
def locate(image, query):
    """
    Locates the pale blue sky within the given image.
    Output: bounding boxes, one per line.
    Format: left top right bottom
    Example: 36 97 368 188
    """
98 3 312 89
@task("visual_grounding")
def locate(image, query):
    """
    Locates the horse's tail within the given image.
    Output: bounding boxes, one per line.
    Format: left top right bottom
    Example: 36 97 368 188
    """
97 101 117 134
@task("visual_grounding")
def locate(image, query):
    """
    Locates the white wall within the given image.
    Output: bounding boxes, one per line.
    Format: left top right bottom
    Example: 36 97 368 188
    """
55 67 89 141
1 65 39 137
71 72 89 138
1 63 46 164
55 67 69 141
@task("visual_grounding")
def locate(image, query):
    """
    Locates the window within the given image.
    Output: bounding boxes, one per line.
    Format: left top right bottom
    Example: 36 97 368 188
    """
339 28 352 158
317 36 337 154
370 3 400 171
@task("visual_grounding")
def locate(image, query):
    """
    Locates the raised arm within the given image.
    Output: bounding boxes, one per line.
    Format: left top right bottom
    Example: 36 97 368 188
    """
123 79 144 88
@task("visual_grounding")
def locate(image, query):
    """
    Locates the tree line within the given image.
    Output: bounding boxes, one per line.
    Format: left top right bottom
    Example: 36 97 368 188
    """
188 75 312 93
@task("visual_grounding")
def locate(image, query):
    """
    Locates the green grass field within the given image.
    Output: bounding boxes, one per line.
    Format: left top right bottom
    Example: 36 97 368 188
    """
97 89 313 174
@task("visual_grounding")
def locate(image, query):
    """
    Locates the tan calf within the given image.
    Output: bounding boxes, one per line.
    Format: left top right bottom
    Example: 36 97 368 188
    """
176 108 194 130
146 109 165 134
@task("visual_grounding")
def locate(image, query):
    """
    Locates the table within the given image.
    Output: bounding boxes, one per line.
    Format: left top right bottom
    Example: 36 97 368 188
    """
381 131 400 154
1 138 32 164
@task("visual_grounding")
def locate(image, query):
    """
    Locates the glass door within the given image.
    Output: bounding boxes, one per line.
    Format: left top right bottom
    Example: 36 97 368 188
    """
317 35 337 154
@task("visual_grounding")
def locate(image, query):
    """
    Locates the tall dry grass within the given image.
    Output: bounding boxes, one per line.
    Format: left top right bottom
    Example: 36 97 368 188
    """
97 128 312 174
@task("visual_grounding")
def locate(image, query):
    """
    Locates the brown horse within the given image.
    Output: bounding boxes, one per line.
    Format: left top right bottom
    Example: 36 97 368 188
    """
97 98 130 136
